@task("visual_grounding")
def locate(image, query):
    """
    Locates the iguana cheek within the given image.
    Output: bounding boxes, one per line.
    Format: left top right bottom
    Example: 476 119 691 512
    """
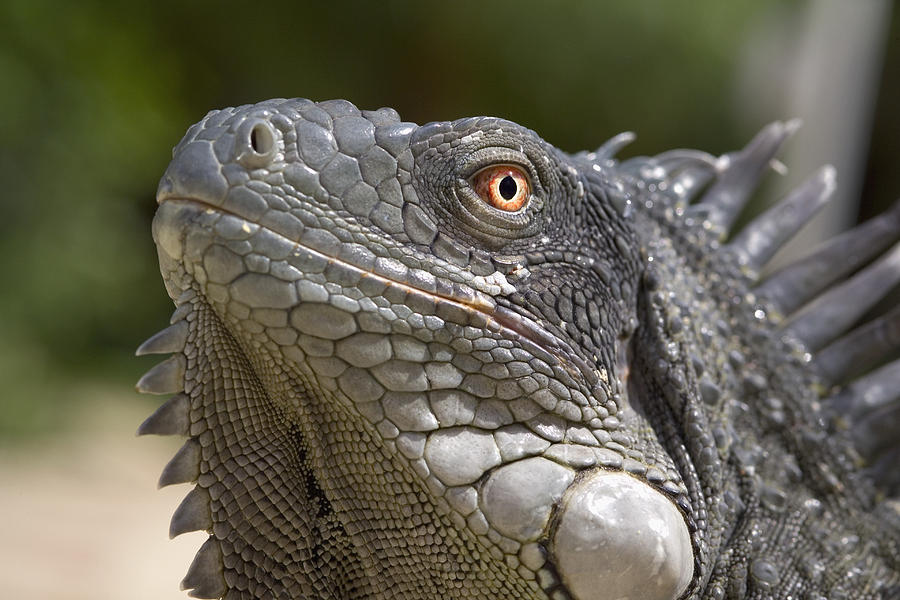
551 471 694 600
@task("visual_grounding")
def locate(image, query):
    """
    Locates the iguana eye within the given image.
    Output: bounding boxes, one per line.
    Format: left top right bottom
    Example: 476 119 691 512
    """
472 165 530 212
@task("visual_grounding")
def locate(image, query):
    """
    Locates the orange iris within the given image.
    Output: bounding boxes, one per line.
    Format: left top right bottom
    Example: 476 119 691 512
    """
472 166 530 212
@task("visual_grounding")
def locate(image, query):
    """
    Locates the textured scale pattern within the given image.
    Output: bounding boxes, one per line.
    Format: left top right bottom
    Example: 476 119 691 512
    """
138 98 900 600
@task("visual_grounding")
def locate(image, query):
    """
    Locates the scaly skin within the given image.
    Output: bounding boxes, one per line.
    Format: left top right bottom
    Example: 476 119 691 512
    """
138 98 900 599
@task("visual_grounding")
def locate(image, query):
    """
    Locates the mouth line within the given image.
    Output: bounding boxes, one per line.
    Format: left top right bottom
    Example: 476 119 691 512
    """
159 195 597 386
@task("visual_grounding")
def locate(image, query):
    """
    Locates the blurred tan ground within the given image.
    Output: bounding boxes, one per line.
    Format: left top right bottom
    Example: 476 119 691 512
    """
0 386 208 600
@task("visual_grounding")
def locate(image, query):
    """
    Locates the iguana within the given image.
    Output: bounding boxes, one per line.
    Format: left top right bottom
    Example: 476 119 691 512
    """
136 98 900 600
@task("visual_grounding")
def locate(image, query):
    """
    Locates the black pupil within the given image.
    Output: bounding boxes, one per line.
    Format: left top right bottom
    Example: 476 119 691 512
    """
498 176 518 200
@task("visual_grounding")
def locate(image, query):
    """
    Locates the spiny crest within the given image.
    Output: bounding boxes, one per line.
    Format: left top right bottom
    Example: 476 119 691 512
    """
600 120 900 497
136 289 225 599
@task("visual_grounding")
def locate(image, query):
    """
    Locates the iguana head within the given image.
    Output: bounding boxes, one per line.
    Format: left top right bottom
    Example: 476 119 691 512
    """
149 98 694 599
141 98 900 599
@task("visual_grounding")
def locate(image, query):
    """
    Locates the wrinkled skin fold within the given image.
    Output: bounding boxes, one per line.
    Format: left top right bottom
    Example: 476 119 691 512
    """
137 98 900 599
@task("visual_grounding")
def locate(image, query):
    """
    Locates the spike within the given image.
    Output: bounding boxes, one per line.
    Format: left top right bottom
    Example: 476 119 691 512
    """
814 305 900 385
866 447 900 496
135 355 185 395
728 165 835 272
170 486 212 538
654 149 719 171
181 537 226 599
171 303 192 324
617 155 653 175
137 393 190 437
136 321 189 356
159 439 201 488
594 131 636 160
829 358 900 423
692 119 801 234
852 402 900 463
176 289 196 305
756 198 900 315
666 165 716 204
781 242 900 351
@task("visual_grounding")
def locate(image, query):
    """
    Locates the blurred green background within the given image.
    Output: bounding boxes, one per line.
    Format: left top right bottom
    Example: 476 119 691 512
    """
1 0 897 441
0 1 896 597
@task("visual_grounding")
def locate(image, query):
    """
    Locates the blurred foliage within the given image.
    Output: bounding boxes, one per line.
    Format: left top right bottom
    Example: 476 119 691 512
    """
861 8 900 222
0 0 895 440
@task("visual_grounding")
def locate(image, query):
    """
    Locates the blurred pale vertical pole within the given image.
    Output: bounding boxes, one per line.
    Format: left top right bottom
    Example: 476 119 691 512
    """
738 0 892 268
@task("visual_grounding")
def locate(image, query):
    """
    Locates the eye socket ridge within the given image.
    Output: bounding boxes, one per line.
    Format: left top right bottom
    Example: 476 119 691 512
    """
450 146 545 240
470 164 531 213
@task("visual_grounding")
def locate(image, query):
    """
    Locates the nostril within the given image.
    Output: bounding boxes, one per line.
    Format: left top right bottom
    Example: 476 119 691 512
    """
250 122 273 155
237 118 277 167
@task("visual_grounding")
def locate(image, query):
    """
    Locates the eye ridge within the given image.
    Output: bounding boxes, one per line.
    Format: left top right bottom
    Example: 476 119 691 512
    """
472 165 530 212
